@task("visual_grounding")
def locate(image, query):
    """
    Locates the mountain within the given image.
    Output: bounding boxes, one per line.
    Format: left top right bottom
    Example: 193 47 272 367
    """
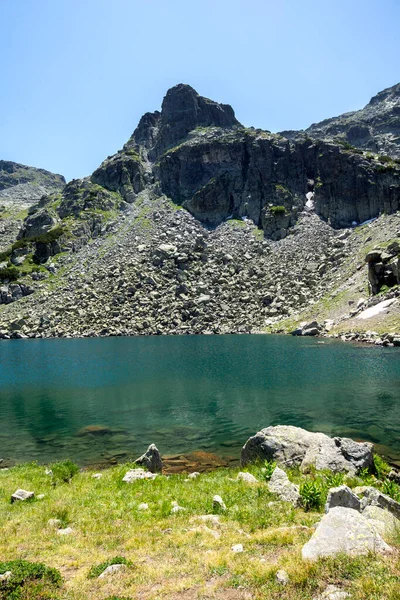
281 83 400 159
0 161 65 252
0 84 399 341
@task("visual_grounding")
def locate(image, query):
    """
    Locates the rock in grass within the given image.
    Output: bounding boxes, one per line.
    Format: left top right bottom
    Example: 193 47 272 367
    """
57 527 74 536
11 489 34 503
325 485 361 513
171 502 186 514
91 473 102 479
276 569 289 585
313 585 350 599
98 563 126 578
135 444 163 473
138 502 149 511
0 571 12 582
47 518 62 529
268 467 301 507
301 507 391 560
213 495 227 511
231 544 243 553
123 468 157 482
237 471 258 483
188 471 200 479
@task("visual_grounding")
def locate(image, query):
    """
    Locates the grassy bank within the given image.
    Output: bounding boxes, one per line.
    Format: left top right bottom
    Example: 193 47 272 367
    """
0 462 399 599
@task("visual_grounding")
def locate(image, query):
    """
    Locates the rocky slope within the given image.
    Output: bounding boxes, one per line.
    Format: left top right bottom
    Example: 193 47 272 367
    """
0 84 399 340
282 83 400 159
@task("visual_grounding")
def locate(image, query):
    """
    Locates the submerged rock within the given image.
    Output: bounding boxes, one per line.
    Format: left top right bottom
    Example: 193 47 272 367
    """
241 425 373 474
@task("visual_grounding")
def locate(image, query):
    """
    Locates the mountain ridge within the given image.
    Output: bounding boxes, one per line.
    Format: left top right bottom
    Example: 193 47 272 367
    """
0 83 399 341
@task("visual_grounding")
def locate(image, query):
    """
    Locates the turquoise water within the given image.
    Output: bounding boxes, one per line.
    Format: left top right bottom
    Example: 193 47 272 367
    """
0 335 399 466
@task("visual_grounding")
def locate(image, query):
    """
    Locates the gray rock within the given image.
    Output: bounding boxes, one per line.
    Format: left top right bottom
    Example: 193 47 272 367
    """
241 425 373 474
123 468 157 482
57 527 74 535
237 472 258 483
231 543 243 553
325 485 361 513
301 507 391 560
213 494 227 511
313 585 350 600
98 564 126 578
135 443 163 473
47 518 62 528
11 489 34 503
268 466 301 507
0 571 12 582
360 487 400 520
187 472 200 479
276 569 289 585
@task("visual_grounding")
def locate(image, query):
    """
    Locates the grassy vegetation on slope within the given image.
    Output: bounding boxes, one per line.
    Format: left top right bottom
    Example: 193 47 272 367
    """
0 461 399 599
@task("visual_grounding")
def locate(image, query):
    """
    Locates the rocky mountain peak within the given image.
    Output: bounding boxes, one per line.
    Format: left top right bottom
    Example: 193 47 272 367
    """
369 82 400 106
145 84 241 158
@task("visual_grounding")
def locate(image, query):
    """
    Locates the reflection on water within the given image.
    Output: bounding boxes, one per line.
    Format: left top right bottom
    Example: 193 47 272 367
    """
0 335 399 466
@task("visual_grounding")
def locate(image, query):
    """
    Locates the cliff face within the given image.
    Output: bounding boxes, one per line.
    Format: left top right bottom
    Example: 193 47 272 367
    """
53 83 399 242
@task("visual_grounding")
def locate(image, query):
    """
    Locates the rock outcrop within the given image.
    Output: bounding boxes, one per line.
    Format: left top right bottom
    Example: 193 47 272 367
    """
301 507 392 560
241 425 374 474
283 83 400 159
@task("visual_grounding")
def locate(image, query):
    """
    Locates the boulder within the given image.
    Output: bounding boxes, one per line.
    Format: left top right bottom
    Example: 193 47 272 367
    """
241 425 373 474
135 444 163 473
325 485 361 513
301 507 391 560
57 527 74 535
11 489 34 503
268 466 301 507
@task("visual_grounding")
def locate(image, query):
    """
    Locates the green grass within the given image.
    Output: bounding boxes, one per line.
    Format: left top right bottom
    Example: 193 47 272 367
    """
0 461 399 599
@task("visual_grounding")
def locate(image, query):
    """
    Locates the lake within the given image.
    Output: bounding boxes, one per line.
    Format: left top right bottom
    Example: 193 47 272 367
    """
0 335 399 468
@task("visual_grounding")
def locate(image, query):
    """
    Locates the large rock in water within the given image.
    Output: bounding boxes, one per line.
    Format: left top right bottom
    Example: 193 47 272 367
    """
241 426 373 474
301 507 391 560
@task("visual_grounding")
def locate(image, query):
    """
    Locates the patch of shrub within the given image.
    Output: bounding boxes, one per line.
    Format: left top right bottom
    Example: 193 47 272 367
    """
0 266 19 281
378 155 393 164
382 479 400 501
373 455 391 480
300 480 324 511
270 205 286 216
0 559 62 599
324 471 345 488
11 227 65 252
50 459 79 484
0 248 11 262
88 556 130 579
261 460 277 481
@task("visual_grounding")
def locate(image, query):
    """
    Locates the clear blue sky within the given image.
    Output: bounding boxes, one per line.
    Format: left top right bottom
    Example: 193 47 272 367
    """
1 0 399 182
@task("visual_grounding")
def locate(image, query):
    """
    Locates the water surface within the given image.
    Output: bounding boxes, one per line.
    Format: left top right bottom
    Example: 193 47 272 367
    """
0 335 399 466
